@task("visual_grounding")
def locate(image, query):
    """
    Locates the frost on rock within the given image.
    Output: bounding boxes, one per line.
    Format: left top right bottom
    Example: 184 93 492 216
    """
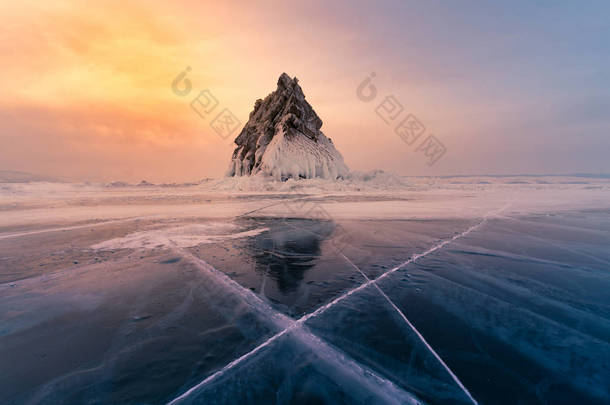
227 73 349 180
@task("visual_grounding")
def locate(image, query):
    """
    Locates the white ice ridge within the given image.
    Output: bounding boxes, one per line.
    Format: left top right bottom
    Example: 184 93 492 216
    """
91 223 269 251
166 244 422 405
167 205 507 405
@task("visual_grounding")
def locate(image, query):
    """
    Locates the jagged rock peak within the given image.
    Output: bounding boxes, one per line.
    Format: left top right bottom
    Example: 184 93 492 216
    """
227 73 349 180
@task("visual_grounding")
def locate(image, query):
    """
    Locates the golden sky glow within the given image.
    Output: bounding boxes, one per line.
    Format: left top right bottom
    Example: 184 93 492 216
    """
1 1 609 181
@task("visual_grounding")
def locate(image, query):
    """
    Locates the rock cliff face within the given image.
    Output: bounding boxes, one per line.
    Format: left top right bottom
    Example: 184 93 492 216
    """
227 73 349 180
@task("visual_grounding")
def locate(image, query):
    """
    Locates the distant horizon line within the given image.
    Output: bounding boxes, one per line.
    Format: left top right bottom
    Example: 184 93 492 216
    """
1 169 610 184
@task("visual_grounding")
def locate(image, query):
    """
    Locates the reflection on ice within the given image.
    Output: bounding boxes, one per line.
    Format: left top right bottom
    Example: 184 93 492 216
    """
253 221 333 293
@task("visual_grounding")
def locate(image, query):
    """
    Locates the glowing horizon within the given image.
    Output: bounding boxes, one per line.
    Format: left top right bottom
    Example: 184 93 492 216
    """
2 0 609 182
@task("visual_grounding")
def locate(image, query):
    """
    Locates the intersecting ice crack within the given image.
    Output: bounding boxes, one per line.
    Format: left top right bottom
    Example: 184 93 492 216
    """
338 252 478 405
166 244 422 405
278 217 480 403
166 205 508 405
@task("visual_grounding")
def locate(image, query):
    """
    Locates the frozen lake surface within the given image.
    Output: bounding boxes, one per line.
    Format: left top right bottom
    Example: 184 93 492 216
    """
1 175 609 404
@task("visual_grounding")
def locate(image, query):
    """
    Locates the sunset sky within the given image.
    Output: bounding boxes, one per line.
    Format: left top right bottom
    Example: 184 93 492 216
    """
1 0 609 182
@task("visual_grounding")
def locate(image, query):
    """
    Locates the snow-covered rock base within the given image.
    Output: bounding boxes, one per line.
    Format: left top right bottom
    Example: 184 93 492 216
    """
227 73 349 180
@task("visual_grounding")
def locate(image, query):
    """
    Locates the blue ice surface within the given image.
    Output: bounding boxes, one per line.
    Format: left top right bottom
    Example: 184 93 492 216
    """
1 211 609 404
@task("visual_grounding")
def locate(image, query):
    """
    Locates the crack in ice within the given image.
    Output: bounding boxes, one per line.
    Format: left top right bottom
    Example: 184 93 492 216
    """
339 252 478 405
166 244 421 405
0 216 154 240
166 206 506 404
236 194 326 218
298 207 503 326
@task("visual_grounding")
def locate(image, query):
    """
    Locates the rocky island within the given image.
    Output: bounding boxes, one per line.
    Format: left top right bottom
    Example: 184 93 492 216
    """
227 73 349 180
